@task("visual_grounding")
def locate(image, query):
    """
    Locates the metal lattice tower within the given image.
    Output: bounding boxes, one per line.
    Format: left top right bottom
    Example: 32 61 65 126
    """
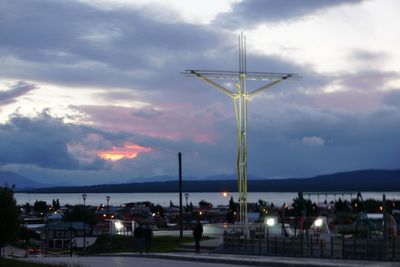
183 33 299 235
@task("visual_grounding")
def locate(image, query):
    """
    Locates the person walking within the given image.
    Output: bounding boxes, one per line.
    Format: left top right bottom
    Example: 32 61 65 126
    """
192 219 203 253
144 224 153 253
134 223 144 253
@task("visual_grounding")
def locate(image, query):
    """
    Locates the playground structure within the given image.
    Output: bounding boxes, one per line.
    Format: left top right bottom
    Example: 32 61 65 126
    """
223 191 400 261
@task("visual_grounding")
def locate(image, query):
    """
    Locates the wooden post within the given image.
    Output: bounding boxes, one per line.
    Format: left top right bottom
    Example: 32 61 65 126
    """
342 236 345 258
392 237 396 260
320 239 324 257
300 234 304 257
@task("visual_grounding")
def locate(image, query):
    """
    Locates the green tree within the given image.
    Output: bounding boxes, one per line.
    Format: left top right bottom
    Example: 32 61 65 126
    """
63 205 97 226
363 199 381 213
150 204 164 217
33 200 48 215
199 200 212 209
0 187 19 256
23 203 31 214
51 199 60 210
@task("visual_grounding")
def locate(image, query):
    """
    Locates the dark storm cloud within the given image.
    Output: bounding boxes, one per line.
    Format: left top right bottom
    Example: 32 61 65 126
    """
0 0 227 87
0 81 37 105
335 71 399 92
0 112 110 170
0 0 398 183
384 91 400 108
0 0 328 105
122 96 400 179
213 0 365 27
1 101 399 182
245 100 400 178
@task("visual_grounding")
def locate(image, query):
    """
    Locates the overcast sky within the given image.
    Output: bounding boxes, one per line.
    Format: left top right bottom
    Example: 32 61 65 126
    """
1 0 399 185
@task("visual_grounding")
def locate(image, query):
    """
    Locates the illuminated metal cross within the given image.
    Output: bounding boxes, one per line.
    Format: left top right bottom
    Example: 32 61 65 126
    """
183 33 299 235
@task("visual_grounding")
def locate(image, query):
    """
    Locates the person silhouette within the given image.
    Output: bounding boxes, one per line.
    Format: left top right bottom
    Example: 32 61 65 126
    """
144 224 153 253
134 223 144 253
192 219 203 253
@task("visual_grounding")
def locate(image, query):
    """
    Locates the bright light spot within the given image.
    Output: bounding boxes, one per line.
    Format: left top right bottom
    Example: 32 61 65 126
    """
314 218 323 228
98 143 152 161
114 221 123 230
199 211 203 215
152 213 156 217
103 214 106 217
222 192 228 198
266 218 275 227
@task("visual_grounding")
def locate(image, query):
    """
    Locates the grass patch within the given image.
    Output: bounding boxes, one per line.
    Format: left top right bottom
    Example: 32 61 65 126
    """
83 234 195 254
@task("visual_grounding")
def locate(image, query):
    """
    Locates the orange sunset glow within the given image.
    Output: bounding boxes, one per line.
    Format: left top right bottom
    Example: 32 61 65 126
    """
98 144 152 161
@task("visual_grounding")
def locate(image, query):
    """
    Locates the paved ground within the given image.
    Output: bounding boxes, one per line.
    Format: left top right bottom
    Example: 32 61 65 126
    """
22 255 257 267
9 235 400 267
20 252 400 267
2 246 26 257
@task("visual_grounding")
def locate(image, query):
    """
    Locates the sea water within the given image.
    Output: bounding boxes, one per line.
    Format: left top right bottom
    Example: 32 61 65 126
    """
14 192 400 207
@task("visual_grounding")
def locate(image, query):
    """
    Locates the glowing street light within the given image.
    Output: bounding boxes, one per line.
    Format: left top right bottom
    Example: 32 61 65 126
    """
266 217 276 227
313 218 323 228
114 221 123 231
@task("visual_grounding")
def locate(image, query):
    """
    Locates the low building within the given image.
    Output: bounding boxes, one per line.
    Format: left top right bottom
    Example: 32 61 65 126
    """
40 221 92 250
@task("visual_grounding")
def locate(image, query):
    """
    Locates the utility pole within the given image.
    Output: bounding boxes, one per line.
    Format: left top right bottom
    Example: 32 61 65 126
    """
183 33 299 236
178 152 183 240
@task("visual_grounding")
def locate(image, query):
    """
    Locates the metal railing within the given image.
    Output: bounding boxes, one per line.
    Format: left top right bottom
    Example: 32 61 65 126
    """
223 232 400 261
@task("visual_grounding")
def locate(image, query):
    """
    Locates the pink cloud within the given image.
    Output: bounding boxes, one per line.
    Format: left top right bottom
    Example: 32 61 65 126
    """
98 143 152 161
73 102 230 144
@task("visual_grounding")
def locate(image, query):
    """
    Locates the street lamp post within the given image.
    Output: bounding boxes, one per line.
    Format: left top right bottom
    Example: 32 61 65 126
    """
184 193 189 207
106 195 111 233
82 193 87 251
106 195 110 208
184 193 189 227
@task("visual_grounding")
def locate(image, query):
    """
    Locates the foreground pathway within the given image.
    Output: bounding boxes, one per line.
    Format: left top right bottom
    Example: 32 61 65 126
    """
22 255 255 267
21 252 400 267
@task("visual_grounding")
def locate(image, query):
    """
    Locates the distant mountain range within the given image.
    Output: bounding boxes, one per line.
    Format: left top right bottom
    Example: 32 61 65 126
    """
0 171 50 190
19 169 400 193
125 174 264 183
